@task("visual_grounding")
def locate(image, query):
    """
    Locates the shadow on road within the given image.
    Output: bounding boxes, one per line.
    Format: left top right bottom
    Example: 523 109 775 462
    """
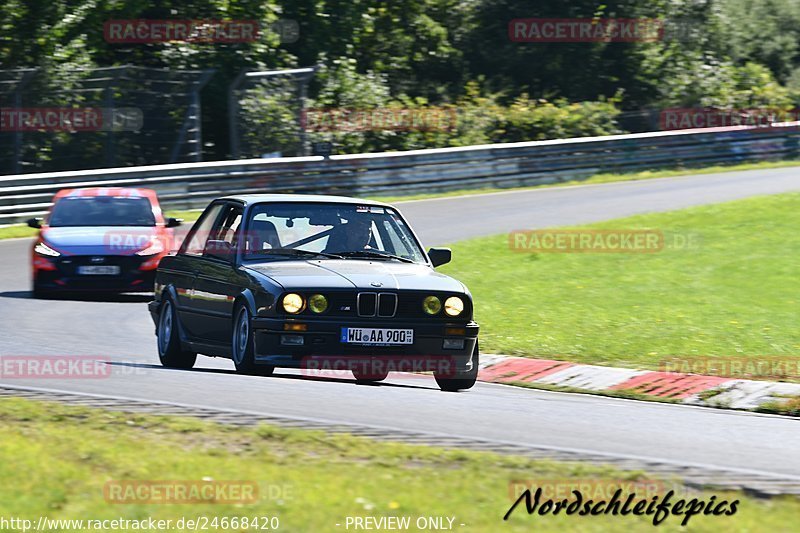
105 361 436 390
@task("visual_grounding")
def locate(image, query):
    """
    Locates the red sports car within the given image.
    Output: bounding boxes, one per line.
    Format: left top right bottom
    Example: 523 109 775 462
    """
27 187 181 297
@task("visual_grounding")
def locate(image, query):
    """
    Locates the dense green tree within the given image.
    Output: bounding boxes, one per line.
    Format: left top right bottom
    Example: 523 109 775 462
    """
1 0 797 168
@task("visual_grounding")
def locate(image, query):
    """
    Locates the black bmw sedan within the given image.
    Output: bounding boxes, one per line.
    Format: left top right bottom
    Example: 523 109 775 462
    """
148 194 479 391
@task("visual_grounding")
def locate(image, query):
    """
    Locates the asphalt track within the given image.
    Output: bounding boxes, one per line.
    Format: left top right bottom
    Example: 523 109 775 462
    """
1 168 799 486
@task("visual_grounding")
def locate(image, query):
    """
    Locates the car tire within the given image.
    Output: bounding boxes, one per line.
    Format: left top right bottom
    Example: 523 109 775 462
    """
435 342 479 392
232 304 274 376
157 298 197 369
352 368 389 383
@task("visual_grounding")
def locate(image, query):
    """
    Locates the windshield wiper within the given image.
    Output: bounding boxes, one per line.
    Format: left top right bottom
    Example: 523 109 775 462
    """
257 248 344 259
336 250 416 263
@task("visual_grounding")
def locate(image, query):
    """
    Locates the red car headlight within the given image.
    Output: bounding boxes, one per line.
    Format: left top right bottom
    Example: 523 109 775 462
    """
34 241 61 257
135 240 165 256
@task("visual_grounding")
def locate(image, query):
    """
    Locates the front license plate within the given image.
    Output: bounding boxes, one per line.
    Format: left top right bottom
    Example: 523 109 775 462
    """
341 327 414 346
77 265 121 276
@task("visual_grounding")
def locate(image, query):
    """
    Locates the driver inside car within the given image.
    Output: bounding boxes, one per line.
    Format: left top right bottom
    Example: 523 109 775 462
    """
325 218 373 253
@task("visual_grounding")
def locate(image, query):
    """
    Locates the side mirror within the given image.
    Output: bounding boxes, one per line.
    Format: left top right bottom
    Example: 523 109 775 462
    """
427 247 451 268
26 218 42 229
166 218 182 228
204 240 234 261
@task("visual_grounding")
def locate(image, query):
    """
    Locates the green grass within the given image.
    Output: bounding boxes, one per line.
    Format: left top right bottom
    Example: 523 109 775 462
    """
1 397 798 532
2 159 798 241
440 193 800 370
0 224 40 239
756 396 800 416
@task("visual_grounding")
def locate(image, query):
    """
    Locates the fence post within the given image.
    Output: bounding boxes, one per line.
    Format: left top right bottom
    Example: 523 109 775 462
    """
11 69 38 174
228 70 247 160
171 69 215 163
227 66 316 159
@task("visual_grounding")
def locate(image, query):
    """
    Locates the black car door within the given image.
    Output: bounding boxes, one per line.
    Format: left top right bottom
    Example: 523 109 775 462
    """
172 202 226 339
189 202 245 345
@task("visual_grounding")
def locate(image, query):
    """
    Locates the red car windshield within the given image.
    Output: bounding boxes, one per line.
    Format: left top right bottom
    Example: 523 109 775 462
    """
48 196 156 227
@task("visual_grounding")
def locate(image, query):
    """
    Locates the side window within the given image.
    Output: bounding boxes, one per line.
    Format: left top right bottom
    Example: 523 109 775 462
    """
181 204 224 256
209 206 243 250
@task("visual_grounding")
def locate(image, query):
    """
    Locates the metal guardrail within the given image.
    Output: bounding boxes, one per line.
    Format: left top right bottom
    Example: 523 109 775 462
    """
1 123 798 224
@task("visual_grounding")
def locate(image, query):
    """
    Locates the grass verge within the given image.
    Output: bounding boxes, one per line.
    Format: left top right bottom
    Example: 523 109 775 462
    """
440 193 800 370
2 159 798 241
0 396 798 532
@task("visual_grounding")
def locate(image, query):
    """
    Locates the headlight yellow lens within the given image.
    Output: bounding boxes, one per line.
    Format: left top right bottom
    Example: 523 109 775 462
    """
444 296 464 316
308 294 328 314
282 293 304 314
422 296 442 315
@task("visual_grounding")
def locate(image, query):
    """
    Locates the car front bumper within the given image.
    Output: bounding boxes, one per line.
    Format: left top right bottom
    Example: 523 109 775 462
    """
251 317 479 372
34 253 158 293
35 269 156 292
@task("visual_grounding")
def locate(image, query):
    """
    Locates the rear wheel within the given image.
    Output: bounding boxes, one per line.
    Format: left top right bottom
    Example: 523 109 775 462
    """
435 342 479 392
232 304 274 376
157 299 196 369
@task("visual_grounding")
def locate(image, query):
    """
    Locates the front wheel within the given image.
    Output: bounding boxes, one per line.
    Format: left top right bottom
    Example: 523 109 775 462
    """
435 342 479 392
157 299 196 369
232 304 274 376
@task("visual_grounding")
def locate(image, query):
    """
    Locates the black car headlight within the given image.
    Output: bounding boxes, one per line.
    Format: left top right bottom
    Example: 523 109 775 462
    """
308 294 328 313
444 296 464 317
282 293 305 314
422 295 442 315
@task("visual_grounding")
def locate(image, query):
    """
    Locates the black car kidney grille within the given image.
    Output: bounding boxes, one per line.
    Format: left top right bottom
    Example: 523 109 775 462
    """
356 292 397 317
357 292 378 316
377 293 397 317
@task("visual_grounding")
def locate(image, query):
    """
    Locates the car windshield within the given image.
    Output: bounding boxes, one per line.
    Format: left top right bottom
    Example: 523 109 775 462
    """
241 202 426 263
48 196 156 227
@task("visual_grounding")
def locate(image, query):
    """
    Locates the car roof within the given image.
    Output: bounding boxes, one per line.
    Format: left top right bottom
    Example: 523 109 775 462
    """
54 187 157 200
218 193 393 208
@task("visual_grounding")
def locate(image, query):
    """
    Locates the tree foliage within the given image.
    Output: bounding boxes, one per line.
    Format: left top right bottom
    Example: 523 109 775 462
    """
1 0 797 164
